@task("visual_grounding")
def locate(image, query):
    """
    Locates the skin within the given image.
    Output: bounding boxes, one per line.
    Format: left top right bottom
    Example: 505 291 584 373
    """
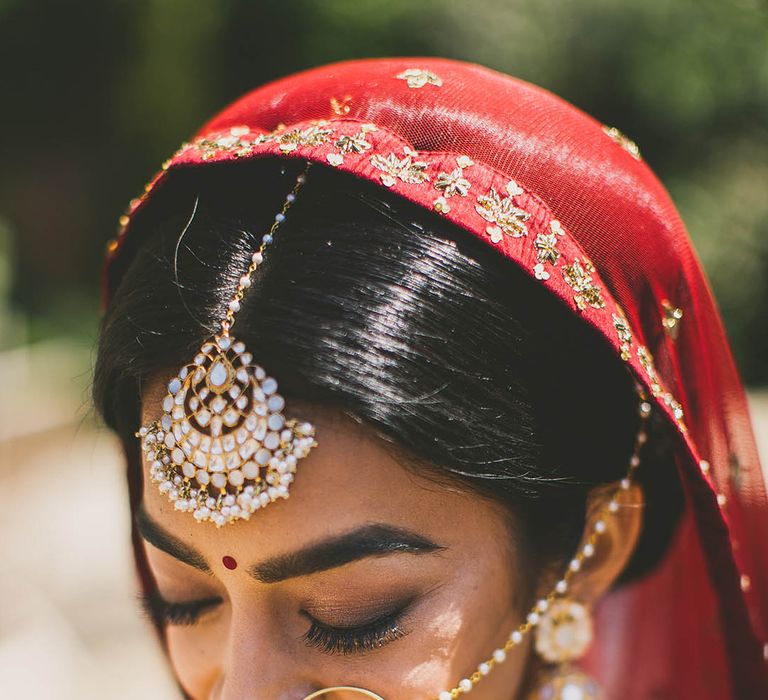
138 374 643 700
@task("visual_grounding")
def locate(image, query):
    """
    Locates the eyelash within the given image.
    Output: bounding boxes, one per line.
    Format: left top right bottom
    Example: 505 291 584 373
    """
140 590 222 627
140 591 410 655
302 606 409 656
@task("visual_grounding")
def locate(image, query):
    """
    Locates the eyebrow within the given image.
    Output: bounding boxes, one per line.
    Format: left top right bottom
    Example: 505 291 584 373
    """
134 505 442 583
135 503 211 574
249 524 443 583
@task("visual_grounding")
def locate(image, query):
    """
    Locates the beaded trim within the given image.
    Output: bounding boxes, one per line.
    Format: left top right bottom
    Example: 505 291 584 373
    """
433 391 651 699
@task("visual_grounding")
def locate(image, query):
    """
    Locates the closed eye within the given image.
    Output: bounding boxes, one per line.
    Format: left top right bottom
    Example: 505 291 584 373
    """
301 600 412 656
140 589 223 627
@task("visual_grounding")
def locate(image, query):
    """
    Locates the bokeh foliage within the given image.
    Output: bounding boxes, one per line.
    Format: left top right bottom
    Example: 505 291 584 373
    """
1 0 766 381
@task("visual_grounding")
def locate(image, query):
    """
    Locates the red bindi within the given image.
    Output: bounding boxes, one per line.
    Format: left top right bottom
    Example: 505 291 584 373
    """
222 555 238 570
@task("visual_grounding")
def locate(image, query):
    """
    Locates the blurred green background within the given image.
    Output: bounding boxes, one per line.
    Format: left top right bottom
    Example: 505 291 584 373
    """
0 4 766 697
1 0 767 382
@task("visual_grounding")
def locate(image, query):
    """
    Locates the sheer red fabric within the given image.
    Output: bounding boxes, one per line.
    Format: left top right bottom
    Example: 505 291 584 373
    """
103 57 768 698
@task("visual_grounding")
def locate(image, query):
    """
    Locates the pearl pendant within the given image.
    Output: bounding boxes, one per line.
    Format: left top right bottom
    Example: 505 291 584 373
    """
139 334 317 526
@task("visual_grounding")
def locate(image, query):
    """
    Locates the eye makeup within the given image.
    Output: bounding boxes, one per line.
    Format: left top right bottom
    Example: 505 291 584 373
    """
140 589 223 627
301 597 414 656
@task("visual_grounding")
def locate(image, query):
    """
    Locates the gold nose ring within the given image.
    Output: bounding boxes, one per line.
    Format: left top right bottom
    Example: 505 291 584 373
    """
303 688 385 700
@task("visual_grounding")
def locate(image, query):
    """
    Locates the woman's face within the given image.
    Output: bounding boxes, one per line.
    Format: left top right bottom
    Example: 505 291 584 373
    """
138 376 532 700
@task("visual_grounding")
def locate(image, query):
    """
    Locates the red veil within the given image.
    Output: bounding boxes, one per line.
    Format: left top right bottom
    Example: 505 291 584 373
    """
102 58 768 698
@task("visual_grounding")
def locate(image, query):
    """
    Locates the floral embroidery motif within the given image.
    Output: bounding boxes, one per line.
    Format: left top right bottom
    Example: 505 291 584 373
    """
476 181 530 242
335 131 373 155
325 124 377 167
661 299 684 340
534 232 561 266
602 125 642 161
396 68 443 89
370 148 430 187
435 156 473 198
612 312 633 361
191 126 254 160
435 167 471 197
562 258 605 310
531 219 565 279
256 122 335 153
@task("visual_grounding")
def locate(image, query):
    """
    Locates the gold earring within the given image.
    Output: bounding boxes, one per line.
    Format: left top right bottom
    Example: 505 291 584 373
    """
529 598 603 700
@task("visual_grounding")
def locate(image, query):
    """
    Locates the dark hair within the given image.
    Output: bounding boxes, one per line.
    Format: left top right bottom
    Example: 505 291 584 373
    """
93 158 681 600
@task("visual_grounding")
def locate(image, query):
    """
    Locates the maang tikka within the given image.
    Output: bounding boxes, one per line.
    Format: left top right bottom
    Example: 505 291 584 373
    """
136 162 317 527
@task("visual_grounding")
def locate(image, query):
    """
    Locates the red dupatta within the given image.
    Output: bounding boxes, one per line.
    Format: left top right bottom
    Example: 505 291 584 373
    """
102 57 768 699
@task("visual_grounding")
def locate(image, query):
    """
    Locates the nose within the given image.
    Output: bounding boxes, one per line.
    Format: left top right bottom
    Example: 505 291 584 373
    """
213 668 316 700
209 616 316 700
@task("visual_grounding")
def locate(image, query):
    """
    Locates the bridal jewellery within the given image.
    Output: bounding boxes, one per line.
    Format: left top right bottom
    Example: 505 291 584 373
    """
431 387 650 700
136 162 317 527
301 388 650 700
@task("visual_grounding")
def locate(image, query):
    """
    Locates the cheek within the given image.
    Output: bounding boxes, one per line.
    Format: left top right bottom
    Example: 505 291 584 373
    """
160 559 530 700
323 554 530 699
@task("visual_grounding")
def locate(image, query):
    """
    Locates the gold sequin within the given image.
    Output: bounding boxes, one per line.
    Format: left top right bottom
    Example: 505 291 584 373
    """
257 123 335 153
330 95 352 115
636 345 685 425
602 125 642 161
475 182 531 239
192 126 255 160
370 149 430 187
435 167 471 198
396 68 443 88
661 299 684 340
612 312 633 361
335 132 373 155
562 258 605 310
534 233 561 266
433 196 450 213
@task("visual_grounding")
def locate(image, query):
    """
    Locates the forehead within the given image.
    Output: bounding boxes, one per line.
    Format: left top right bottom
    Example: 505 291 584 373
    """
139 372 512 561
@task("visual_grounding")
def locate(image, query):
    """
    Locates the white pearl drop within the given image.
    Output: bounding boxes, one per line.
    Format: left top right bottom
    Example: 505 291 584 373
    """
493 648 506 663
459 679 472 692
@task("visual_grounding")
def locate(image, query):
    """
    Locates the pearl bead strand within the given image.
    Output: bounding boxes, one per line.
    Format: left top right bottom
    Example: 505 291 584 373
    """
435 394 651 699
220 164 311 337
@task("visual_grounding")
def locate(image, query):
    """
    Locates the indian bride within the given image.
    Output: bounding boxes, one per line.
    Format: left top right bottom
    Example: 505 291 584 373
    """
92 58 768 699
